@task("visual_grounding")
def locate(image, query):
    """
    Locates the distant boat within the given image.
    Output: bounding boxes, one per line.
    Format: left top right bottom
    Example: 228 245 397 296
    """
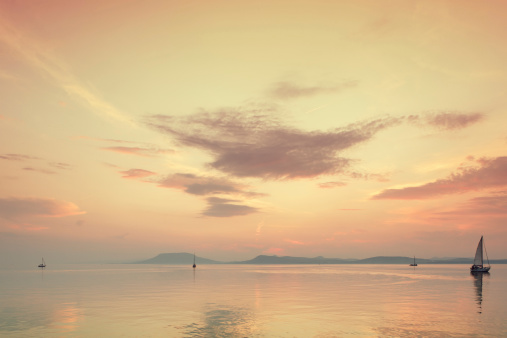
470 236 490 273
409 256 417 266
192 253 196 268
38 258 46 268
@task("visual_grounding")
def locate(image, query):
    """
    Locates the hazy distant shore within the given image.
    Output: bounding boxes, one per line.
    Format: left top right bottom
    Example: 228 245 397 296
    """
132 253 507 265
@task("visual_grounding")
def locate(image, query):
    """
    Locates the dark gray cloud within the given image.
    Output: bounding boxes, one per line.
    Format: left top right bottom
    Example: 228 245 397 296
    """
116 171 263 217
157 173 265 198
147 110 401 180
267 80 358 100
372 156 507 200
202 197 259 217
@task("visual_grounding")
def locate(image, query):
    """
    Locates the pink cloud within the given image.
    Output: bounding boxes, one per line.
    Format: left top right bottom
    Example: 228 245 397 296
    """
285 239 305 245
0 197 85 219
372 156 507 200
263 247 284 255
119 168 156 179
438 191 507 218
318 181 347 189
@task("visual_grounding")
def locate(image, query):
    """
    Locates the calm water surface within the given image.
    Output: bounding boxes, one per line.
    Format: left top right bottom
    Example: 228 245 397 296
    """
1 264 506 337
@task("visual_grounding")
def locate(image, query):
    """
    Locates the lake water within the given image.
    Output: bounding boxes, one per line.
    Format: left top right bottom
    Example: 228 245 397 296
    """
1 264 506 337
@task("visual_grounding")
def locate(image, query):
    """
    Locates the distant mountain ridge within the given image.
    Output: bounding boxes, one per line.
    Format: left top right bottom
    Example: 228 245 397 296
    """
133 253 507 265
134 252 222 265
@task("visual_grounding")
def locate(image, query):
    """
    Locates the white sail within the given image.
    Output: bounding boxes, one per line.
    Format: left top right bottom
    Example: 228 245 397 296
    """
473 236 484 266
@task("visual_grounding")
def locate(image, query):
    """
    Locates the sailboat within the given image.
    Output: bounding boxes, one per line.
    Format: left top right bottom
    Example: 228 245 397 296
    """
192 253 196 268
409 256 417 266
38 258 46 268
470 236 490 272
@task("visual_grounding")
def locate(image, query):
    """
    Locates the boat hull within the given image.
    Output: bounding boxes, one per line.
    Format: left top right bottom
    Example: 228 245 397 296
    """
470 265 490 272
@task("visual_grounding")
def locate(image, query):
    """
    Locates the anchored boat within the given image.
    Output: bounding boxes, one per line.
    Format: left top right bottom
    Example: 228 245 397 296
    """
470 236 490 273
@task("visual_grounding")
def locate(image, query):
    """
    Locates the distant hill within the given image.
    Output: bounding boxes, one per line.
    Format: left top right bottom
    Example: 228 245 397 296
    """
134 252 223 265
132 253 507 265
232 255 357 264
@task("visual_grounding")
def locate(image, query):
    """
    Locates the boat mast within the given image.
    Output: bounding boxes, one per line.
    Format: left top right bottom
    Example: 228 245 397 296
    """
483 238 490 267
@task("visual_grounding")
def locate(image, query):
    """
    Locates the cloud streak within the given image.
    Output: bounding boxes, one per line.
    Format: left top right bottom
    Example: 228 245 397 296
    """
407 111 485 131
202 197 259 217
0 197 85 219
0 154 40 161
157 173 265 198
267 80 358 100
119 169 157 179
372 156 507 200
0 12 134 126
102 146 174 157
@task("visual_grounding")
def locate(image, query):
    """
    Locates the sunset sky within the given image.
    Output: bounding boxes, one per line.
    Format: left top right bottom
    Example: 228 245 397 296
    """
1 0 507 265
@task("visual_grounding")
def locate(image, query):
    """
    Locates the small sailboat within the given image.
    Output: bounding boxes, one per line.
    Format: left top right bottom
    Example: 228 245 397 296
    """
409 256 417 266
38 258 46 268
192 253 196 268
470 236 490 272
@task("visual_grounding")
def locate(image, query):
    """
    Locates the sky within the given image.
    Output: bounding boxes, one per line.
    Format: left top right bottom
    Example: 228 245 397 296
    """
1 0 507 265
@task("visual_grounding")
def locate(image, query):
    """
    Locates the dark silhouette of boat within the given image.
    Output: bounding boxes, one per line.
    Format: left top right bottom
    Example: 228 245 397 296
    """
470 236 490 272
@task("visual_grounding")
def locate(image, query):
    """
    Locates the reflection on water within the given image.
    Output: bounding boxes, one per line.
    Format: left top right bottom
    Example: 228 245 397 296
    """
180 304 257 338
471 271 489 314
0 264 506 337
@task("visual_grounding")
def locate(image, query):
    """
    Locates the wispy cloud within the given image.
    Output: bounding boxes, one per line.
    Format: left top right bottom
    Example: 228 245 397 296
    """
407 111 485 131
147 109 401 180
267 80 358 100
437 191 507 218
2 154 72 172
318 181 347 189
0 197 85 219
0 154 40 161
0 12 134 126
49 162 72 170
372 156 507 200
22 167 57 175
102 146 174 157
202 197 259 217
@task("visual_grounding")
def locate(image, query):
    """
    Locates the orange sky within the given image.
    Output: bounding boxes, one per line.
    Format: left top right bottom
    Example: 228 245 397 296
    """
1 0 507 264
